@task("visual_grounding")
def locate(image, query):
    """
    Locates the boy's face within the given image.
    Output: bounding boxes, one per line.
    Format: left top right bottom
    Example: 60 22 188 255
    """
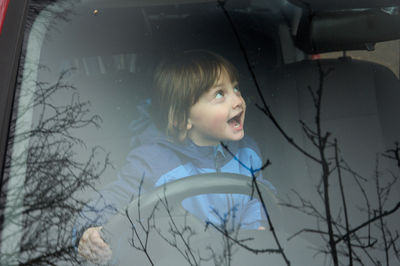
187 69 246 146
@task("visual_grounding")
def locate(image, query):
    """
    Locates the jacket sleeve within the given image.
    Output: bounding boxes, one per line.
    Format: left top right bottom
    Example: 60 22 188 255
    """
72 144 160 247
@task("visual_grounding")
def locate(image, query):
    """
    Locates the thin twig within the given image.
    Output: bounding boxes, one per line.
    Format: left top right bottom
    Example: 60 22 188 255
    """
334 139 353 265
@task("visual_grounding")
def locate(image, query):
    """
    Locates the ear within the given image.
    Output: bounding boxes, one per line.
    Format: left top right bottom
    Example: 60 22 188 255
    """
186 118 192 130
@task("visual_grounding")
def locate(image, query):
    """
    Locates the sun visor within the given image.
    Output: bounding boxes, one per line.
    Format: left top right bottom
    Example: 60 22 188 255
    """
295 7 400 54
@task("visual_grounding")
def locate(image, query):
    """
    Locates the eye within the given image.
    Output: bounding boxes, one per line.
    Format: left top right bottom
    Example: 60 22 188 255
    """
215 90 224 99
233 87 240 94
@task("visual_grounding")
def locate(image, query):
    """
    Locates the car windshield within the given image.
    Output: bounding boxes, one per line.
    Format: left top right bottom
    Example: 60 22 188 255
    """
1 0 400 265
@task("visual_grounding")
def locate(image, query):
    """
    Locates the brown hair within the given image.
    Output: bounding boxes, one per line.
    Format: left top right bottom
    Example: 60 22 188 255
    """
153 50 239 141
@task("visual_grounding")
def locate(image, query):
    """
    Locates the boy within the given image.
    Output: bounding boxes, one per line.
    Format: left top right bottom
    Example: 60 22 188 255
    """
75 50 271 262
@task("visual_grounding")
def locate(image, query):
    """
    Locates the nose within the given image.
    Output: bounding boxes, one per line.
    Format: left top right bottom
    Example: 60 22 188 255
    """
231 91 244 109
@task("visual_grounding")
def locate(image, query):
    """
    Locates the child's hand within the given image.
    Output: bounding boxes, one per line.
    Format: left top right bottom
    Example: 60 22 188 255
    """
78 226 112 264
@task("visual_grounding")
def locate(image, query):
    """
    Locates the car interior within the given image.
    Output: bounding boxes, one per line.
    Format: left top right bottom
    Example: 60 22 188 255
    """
3 0 400 265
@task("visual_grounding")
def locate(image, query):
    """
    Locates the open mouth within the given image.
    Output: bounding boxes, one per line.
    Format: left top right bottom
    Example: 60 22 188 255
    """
227 112 243 128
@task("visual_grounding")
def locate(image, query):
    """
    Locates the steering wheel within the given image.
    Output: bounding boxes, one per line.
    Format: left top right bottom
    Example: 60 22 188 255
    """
101 173 279 265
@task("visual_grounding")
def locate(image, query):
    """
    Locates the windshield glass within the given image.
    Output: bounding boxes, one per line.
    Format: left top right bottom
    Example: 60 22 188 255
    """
1 0 399 265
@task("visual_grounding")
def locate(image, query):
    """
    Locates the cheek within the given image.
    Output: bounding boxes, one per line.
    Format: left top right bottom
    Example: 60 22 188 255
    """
208 112 228 129
190 105 229 131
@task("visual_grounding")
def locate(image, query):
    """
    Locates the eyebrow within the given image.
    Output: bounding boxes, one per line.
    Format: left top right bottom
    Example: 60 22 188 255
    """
213 83 225 88
212 81 238 88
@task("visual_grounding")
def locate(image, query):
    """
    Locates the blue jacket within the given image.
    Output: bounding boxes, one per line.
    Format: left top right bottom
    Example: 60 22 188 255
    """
73 103 273 245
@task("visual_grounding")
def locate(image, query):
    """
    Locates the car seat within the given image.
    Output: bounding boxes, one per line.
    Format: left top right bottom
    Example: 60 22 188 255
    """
249 56 400 256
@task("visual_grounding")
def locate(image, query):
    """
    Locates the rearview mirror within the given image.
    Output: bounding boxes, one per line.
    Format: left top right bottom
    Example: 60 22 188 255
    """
295 7 400 53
